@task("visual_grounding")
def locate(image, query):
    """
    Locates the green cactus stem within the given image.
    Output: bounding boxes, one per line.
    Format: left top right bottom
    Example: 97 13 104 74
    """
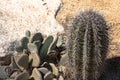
15 37 29 52
67 10 109 80
25 30 31 38
29 33 43 43
21 37 29 49
27 43 38 53
13 54 29 71
40 36 54 60
34 40 42 51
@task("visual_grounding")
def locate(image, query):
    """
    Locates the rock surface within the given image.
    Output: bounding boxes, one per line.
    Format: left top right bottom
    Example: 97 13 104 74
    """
1 0 120 57
0 0 64 56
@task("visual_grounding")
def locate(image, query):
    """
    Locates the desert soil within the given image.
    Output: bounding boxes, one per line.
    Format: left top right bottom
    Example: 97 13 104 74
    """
57 0 120 58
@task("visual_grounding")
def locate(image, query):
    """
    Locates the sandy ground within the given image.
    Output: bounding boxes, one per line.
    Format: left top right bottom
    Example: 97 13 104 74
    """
57 0 120 58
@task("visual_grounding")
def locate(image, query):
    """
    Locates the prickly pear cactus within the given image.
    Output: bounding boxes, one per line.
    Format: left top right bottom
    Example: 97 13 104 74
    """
67 10 109 80
0 30 66 80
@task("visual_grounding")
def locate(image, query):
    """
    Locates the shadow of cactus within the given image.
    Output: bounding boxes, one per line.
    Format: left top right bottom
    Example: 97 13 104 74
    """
98 57 120 80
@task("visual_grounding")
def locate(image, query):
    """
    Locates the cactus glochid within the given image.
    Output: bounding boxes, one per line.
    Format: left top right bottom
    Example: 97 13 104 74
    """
67 10 109 80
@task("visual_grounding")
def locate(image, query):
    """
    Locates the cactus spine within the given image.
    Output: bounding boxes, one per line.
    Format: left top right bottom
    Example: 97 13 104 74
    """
67 10 109 80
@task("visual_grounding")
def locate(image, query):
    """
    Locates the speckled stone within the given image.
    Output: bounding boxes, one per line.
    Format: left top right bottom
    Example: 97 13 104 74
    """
0 0 64 56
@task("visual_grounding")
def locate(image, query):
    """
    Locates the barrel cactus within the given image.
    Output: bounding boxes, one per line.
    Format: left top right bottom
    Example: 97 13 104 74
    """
67 10 109 80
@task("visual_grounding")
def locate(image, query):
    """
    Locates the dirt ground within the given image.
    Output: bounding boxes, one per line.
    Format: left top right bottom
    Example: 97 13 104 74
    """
56 0 120 58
